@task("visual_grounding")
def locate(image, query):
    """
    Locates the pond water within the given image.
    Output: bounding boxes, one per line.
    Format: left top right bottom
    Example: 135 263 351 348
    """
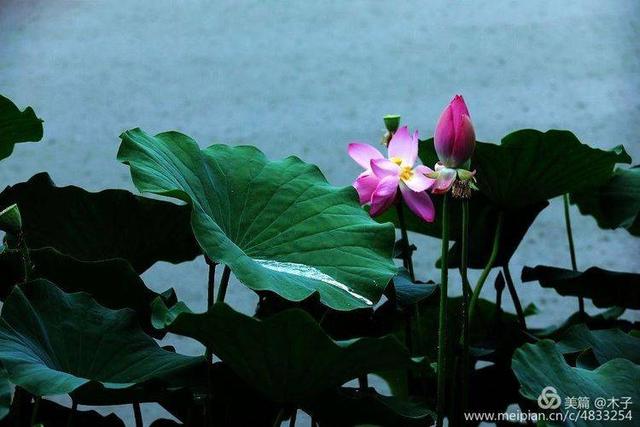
1 0 639 424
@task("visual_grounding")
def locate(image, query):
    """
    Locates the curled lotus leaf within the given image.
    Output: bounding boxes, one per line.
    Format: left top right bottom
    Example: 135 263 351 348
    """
118 129 397 310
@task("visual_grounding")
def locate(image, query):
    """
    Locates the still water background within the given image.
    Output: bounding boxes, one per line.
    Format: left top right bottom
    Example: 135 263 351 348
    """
1 1 639 424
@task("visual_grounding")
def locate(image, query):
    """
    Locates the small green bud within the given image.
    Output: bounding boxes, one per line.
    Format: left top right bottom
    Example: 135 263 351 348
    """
383 115 401 133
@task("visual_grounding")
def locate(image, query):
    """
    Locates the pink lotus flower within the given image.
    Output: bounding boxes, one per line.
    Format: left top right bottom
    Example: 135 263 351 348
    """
430 95 478 197
434 95 476 168
348 126 435 222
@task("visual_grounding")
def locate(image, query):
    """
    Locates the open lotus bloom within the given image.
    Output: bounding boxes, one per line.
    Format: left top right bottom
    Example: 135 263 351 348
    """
348 126 436 222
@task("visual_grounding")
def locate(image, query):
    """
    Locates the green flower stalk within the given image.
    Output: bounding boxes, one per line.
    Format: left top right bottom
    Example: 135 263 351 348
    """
459 198 471 419
468 212 503 322
432 95 478 426
436 192 450 427
563 193 584 316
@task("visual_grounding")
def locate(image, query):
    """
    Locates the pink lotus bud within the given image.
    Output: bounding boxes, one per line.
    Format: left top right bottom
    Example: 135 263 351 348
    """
434 95 476 168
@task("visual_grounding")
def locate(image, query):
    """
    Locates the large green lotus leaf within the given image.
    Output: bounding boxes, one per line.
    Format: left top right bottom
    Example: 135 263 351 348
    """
522 265 640 309
0 94 43 161
512 340 640 427
474 130 630 209
0 173 200 273
556 324 640 366
118 128 397 310
0 248 175 337
571 166 640 237
392 132 627 236
385 132 627 264
163 302 413 402
0 280 204 401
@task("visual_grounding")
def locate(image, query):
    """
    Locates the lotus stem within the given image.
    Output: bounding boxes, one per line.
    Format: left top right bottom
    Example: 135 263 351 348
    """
204 258 216 427
495 271 505 323
290 409 297 427
396 200 421 395
206 258 216 310
468 212 504 323
18 232 33 282
502 264 527 329
459 199 470 422
205 257 217 361
436 193 450 427
133 402 143 427
30 396 40 426
217 266 232 303
395 202 415 281
563 194 584 316
358 374 369 390
272 407 286 427
66 399 77 427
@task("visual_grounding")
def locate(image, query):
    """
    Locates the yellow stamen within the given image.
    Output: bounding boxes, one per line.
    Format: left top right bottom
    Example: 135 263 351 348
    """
390 157 403 166
400 166 413 181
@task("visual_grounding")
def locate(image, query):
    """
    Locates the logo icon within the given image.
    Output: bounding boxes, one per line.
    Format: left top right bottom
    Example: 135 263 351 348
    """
538 386 562 409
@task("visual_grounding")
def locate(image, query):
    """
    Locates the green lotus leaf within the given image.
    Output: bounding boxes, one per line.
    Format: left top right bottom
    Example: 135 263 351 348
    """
0 369 10 421
571 166 640 237
512 340 640 427
474 130 630 209
151 296 191 330
522 265 640 309
118 128 396 310
0 94 43 161
0 248 176 337
531 307 640 341
556 324 640 366
409 131 628 226
390 269 438 306
385 132 628 267
0 280 204 401
163 302 413 402
0 173 200 273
